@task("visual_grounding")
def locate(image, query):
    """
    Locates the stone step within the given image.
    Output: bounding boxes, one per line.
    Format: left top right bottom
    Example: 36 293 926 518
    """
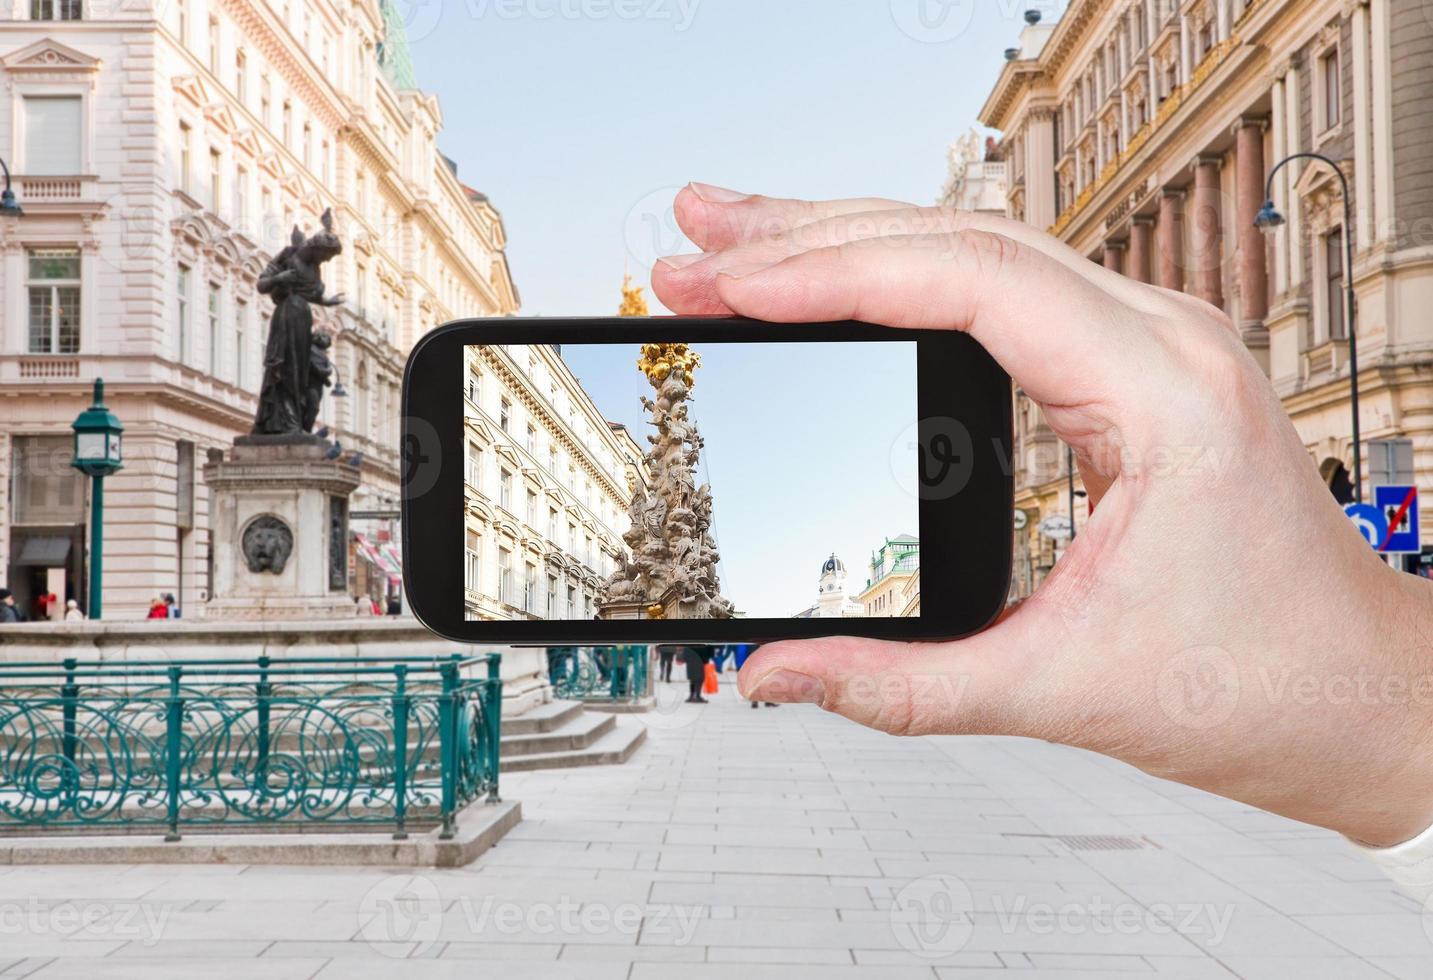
500 710 614 758
500 716 646 772
499 699 584 736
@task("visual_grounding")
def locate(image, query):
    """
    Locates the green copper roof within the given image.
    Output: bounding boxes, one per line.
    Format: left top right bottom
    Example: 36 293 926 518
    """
377 0 418 90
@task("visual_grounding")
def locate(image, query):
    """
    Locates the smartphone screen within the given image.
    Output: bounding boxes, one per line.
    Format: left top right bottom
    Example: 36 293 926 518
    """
461 341 921 623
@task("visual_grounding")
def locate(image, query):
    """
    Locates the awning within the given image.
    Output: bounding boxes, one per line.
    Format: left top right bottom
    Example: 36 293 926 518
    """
15 535 72 567
353 533 402 587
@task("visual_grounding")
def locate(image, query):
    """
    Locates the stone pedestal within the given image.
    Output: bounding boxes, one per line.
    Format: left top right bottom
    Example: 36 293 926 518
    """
598 586 700 621
202 436 361 620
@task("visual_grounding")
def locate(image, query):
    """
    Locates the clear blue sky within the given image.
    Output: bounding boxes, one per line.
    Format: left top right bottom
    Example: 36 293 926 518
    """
392 0 1063 314
559 342 919 617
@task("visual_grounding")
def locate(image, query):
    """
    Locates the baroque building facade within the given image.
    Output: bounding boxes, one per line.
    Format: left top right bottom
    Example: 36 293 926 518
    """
855 534 920 618
0 0 518 618
462 343 645 622
980 0 1433 595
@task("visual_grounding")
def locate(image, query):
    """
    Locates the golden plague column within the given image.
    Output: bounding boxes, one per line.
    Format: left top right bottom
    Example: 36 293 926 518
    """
597 344 734 621
618 273 650 317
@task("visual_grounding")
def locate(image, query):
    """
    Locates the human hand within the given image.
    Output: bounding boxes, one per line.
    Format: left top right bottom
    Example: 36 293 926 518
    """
651 183 1433 848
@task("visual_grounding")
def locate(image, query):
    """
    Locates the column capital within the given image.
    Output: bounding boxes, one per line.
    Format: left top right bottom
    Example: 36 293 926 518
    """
1232 115 1270 137
1161 187 1187 202
1271 52 1302 79
1130 215 1156 227
1191 154 1225 174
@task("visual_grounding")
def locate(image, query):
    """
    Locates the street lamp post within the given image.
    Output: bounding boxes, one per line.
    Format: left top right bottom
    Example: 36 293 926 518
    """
1067 443 1077 541
71 379 124 619
1255 153 1360 503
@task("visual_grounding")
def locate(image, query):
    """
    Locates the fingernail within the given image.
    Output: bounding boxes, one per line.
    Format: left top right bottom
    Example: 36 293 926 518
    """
747 669 825 705
715 262 774 281
689 182 750 204
655 252 709 271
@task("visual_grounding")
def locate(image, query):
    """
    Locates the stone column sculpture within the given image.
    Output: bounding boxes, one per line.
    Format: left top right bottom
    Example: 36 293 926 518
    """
598 344 735 620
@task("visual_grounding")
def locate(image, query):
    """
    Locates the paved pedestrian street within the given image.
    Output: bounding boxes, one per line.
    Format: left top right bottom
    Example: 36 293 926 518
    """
1 679 1429 979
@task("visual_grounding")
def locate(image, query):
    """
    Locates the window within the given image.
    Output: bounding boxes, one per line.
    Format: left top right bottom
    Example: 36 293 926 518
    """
260 77 272 129
467 372 480 407
566 586 576 619
499 469 512 511
302 122 312 169
499 548 513 606
466 442 482 489
499 397 511 432
524 563 536 614
567 463 576 490
548 507 558 541
26 248 81 354
526 423 536 454
320 140 330 184
177 264 191 361
204 285 220 378
235 48 247 100
31 0 82 19
209 148 222 209
465 530 481 592
1326 229 1346 340
208 16 220 74
233 165 247 227
177 122 191 193
176 0 188 42
547 575 558 618
207 283 221 375
282 100 292 148
549 445 559 473
23 96 82 174
568 522 577 553
235 299 248 387
1321 49 1341 131
584 534 593 567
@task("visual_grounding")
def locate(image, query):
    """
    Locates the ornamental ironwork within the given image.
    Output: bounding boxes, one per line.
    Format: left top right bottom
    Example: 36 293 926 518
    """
547 647 650 703
0 654 502 841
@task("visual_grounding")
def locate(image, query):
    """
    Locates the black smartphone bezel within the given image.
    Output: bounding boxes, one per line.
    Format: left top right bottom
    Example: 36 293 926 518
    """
402 317 1012 644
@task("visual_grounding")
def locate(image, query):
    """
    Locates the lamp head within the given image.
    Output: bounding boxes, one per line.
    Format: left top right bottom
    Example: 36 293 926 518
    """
0 187 22 218
1254 200 1285 232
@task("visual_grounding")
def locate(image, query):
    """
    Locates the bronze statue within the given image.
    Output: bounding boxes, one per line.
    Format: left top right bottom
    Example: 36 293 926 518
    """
252 209 344 436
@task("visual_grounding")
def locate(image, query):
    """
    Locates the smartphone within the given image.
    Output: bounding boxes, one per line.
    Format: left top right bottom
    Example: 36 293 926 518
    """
402 317 1013 644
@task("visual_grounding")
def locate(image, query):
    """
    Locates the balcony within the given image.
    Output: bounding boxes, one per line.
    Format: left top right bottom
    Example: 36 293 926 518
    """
10 175 102 212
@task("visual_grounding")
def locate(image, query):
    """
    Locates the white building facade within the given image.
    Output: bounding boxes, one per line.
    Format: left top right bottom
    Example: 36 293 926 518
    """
463 343 645 623
0 0 518 619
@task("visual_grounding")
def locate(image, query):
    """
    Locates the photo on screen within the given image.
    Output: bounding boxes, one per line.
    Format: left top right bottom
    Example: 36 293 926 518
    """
462 342 919 621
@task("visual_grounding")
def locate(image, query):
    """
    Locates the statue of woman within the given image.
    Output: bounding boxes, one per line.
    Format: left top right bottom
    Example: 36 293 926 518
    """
252 209 344 436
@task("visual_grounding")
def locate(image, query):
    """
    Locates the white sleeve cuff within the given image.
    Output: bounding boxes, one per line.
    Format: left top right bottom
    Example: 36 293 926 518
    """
1352 822 1433 905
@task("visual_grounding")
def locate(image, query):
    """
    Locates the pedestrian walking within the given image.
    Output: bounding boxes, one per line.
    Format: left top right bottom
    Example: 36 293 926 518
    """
162 593 178 618
683 646 707 704
657 645 677 683
0 589 20 623
146 597 169 619
64 599 84 621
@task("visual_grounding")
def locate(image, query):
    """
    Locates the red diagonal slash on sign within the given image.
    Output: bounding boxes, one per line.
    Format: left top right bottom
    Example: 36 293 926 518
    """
1381 488 1418 551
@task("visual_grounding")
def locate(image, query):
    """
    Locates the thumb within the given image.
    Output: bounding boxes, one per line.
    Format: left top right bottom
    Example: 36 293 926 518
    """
737 617 1049 738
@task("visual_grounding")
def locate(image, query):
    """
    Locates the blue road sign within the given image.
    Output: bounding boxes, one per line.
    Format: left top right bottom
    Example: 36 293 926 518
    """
1345 503 1388 549
1375 485 1421 555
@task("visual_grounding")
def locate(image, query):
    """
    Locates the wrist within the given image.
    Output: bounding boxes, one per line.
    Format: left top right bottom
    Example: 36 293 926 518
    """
1340 571 1433 848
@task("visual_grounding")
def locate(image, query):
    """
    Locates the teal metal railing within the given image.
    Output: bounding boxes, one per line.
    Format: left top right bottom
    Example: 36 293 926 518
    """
0 653 503 841
547 646 649 704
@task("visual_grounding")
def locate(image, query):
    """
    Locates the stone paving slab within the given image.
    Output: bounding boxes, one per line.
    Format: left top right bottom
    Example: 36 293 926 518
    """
0 678 1428 976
